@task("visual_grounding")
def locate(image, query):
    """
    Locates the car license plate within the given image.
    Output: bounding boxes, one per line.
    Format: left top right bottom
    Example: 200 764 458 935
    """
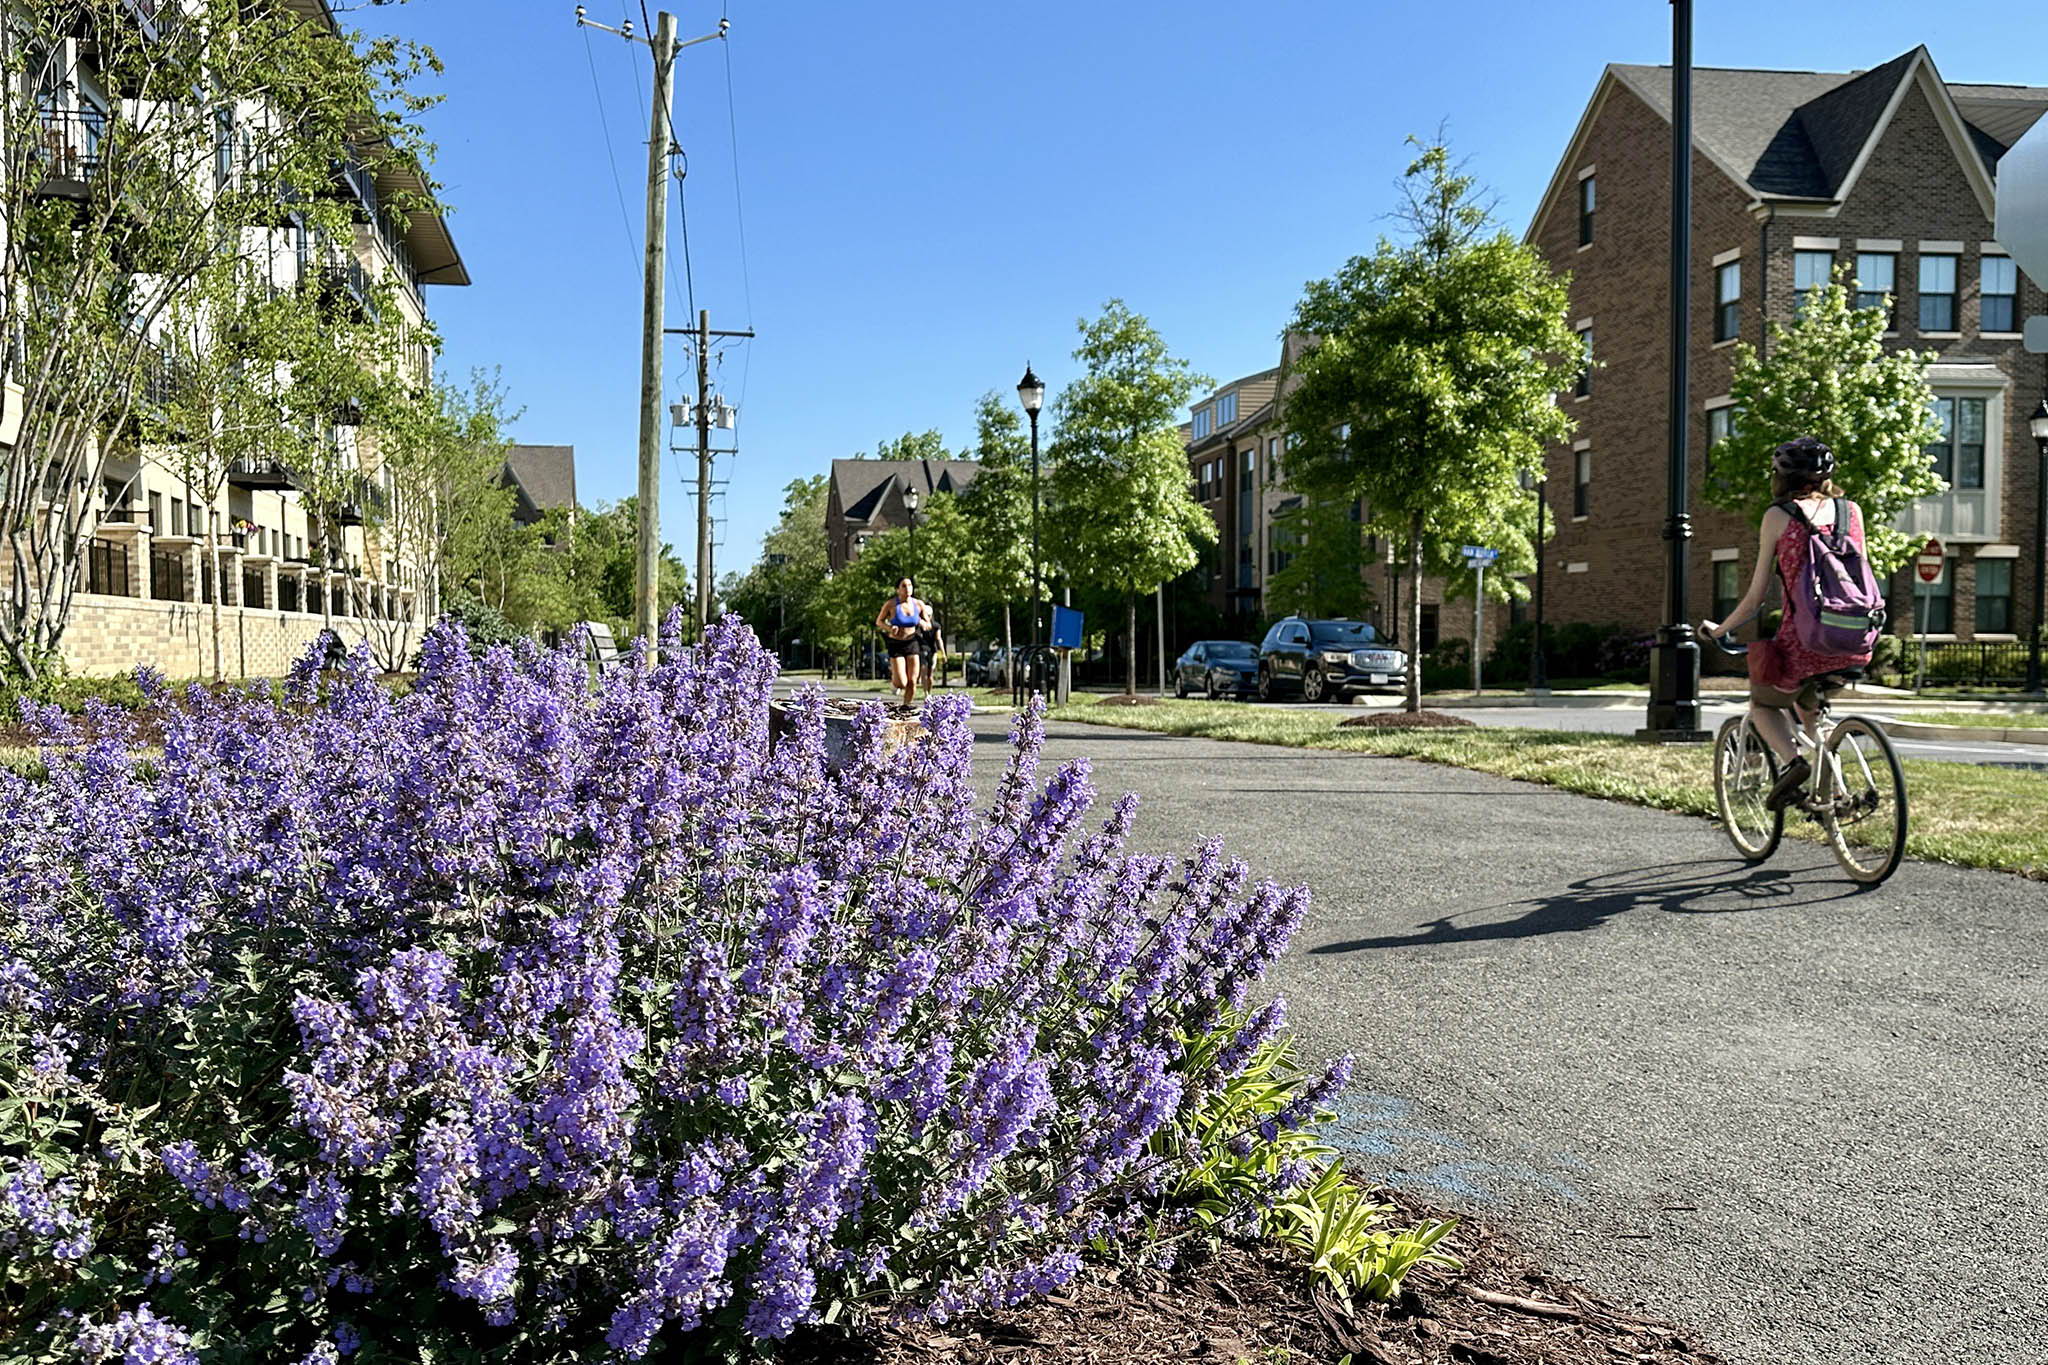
1369 673 1387 685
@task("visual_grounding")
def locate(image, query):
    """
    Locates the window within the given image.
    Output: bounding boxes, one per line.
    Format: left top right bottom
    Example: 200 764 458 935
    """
1981 255 2017 333
1215 391 1238 427
1707 405 1736 453
1574 327 1592 398
1714 261 1740 341
1239 449 1254 497
1712 560 1741 624
148 491 164 533
1191 406 1212 440
1573 449 1591 517
1578 174 1595 246
1918 254 1958 332
171 497 186 536
1917 558 1953 634
1855 252 1896 323
1975 558 2013 633
1926 396 1987 489
1793 250 1833 314
1267 436 1280 482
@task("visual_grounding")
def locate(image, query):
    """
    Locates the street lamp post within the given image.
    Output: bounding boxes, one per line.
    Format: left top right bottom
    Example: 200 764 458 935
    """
903 484 921 575
2027 398 2048 695
1017 364 1047 690
1640 0 1707 741
1525 468 1549 693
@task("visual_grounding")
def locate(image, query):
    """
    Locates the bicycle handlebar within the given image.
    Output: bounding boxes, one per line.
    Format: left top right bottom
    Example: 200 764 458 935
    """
1696 623 1748 656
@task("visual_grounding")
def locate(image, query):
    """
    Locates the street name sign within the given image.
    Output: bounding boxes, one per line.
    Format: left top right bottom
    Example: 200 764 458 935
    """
1916 538 1945 583
1461 545 1499 565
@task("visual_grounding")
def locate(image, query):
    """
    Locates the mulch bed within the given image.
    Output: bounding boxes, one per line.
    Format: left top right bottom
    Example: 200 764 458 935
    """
1340 711 1476 730
783 1191 1720 1365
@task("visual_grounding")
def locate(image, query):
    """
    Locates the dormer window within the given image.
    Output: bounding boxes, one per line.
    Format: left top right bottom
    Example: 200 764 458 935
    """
1191 406 1212 440
1215 391 1238 427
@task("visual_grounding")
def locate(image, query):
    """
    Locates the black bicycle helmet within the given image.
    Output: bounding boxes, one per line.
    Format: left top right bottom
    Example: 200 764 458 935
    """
1771 436 1835 480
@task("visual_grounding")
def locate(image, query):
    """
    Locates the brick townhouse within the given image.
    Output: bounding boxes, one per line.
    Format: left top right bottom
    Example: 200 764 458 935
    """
1527 47 2048 656
824 456 979 573
1183 333 1463 650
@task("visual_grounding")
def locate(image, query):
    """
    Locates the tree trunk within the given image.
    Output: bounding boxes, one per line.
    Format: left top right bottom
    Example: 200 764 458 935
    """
1003 601 1014 690
1125 593 1137 698
207 511 224 683
1406 509 1425 713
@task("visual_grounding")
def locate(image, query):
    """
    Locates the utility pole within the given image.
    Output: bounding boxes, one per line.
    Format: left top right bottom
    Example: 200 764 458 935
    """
695 308 712 631
573 5 729 646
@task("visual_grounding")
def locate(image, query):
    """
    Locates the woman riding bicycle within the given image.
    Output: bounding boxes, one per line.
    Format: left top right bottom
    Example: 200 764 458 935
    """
1700 436 1876 812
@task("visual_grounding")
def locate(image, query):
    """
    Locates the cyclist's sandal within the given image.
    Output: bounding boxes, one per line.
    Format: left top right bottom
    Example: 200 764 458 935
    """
1765 755 1811 811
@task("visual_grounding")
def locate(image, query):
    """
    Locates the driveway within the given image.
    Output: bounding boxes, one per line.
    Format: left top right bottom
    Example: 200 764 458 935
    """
964 710 2048 1365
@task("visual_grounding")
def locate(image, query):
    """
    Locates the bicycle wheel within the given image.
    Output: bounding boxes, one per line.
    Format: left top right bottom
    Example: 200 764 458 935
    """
1713 715 1783 861
1820 717 1908 886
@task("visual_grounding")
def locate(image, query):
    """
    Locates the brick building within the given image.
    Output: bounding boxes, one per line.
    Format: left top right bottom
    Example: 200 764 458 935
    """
824 457 979 573
1182 333 1461 651
1527 48 2048 651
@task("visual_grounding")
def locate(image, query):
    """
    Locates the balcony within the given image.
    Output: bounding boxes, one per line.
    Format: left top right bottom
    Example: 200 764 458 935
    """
228 456 299 491
33 105 105 203
310 261 377 324
330 156 380 224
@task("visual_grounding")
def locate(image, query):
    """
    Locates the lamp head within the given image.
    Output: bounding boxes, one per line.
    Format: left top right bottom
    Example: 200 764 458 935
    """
904 485 921 515
1017 364 1045 414
2030 398 2048 444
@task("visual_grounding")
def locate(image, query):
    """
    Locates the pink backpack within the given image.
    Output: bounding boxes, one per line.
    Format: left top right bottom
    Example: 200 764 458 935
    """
1779 498 1885 658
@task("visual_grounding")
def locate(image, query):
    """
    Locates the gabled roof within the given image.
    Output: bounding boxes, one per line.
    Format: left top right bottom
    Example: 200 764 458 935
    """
830 458 980 525
1534 49 2048 234
502 445 577 523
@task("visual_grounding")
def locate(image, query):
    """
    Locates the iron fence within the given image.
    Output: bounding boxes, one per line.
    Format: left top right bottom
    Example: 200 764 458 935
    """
85 537 131 596
1874 638 2036 689
150 546 187 602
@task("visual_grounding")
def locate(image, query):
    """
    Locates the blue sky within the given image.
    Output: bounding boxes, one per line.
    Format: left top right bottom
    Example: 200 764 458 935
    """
368 0 2044 578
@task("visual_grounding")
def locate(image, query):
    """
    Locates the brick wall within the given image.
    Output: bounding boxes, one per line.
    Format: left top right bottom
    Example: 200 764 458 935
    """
1533 72 2046 650
61 596 413 679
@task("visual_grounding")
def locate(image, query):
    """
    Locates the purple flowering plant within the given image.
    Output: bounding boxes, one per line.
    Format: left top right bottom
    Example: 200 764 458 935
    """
0 615 1345 1360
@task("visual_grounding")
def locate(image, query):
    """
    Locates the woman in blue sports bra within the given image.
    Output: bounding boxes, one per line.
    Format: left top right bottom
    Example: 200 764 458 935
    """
874 576 930 709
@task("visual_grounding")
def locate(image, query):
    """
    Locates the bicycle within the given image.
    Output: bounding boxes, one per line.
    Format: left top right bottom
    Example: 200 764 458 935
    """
1700 627 1909 886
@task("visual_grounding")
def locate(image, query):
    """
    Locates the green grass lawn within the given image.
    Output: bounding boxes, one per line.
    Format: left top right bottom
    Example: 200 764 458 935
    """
1047 698 2048 881
1917 710 2048 730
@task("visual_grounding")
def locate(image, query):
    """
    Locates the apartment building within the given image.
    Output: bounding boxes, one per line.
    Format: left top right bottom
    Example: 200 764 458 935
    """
1527 48 2047 648
1182 333 1462 650
9 0 467 678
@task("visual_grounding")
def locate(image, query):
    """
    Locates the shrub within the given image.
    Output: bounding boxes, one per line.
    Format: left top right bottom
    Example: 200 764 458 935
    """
2 670 150 719
1593 629 1653 682
1486 621 1629 684
0 617 1338 1361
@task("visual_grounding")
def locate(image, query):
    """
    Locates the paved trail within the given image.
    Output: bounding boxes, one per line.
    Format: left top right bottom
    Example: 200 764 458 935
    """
963 710 2048 1365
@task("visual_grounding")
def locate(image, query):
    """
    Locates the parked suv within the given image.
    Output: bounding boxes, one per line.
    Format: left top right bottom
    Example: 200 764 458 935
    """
1256 617 1407 702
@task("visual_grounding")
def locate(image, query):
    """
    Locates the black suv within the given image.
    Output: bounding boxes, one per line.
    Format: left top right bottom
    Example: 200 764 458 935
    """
1256 617 1408 702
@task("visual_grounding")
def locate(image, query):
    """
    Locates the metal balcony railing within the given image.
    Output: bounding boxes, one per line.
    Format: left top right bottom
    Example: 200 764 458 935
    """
313 260 377 323
33 104 106 199
332 155 380 223
227 456 299 491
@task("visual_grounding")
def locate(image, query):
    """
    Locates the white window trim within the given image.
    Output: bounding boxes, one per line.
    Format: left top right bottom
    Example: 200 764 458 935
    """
1857 238 1903 252
1572 438 1591 451
1976 544 2021 559
1981 243 2008 257
1792 235 1840 250
1918 239 1964 254
1577 165 1596 180
1711 247 1742 266
1710 547 1740 563
1901 386 2007 545
1566 562 1589 574
1703 394 1736 410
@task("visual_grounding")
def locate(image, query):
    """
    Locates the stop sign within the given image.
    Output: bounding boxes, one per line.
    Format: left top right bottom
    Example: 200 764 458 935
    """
1916 537 1946 584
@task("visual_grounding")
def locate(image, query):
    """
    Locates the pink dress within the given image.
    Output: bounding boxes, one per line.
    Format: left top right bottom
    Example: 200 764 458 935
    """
1748 500 1872 695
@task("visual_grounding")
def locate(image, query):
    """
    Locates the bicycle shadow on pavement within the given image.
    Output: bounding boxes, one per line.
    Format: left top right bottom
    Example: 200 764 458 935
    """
1310 859 1863 953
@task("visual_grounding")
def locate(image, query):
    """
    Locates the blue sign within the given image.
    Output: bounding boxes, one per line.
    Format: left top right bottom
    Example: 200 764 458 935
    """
1050 605 1084 650
1461 545 1499 565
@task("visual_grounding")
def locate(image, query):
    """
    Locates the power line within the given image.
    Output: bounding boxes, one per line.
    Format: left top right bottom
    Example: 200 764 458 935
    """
580 26 641 280
720 0 754 412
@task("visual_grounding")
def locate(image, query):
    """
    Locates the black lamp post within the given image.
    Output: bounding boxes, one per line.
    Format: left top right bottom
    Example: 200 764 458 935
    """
1641 0 1708 741
1017 364 1047 684
903 484 921 574
2027 397 2048 696
1525 468 1549 693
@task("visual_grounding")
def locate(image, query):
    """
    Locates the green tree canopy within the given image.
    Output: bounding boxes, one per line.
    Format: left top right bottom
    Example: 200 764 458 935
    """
1284 140 1580 708
1050 300 1213 694
1701 270 1943 574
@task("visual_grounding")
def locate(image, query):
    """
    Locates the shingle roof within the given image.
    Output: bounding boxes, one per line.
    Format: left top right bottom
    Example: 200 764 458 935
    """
830 458 981 524
1601 49 2047 204
502 445 577 522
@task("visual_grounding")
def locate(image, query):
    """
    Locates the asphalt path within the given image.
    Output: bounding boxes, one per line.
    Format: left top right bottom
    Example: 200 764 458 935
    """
1250 694 2048 769
961 708 2048 1365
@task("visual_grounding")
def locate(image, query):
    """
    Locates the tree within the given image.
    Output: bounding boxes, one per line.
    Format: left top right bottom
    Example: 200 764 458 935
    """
1702 270 1942 574
956 392 1034 667
1049 301 1213 697
1264 492 1376 621
1284 140 1580 710
724 474 830 665
0 0 440 679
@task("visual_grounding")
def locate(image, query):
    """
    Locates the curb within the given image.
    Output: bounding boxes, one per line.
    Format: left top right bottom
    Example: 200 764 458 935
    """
1870 719 2048 746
